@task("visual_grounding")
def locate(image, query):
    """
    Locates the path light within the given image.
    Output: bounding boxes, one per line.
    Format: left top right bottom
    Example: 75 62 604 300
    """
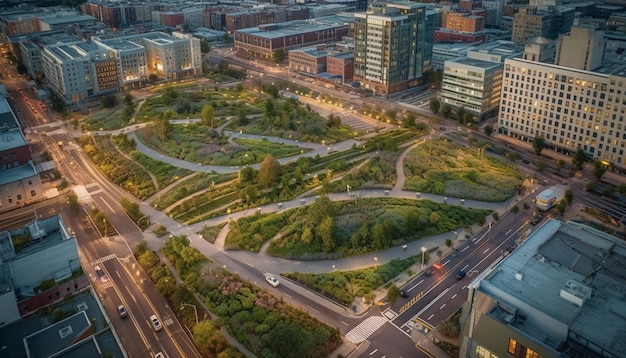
421 246 427 270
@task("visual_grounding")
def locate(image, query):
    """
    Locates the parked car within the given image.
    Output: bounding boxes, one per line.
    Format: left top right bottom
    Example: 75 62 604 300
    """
531 214 544 225
456 269 467 279
150 315 162 331
118 305 127 318
399 290 409 298
155 352 165 358
266 275 280 287
94 266 109 282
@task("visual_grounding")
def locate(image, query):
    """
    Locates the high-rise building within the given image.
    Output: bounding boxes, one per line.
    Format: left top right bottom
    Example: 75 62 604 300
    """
459 219 626 358
498 57 626 170
555 25 605 71
442 41 522 120
354 2 427 97
512 7 552 44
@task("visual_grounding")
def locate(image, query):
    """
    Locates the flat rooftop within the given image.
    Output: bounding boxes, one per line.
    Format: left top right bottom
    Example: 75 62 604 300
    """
479 220 626 357
0 129 27 152
236 19 348 39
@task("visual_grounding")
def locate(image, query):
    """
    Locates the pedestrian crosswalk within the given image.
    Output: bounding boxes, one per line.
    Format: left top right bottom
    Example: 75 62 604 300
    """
90 254 116 266
101 281 113 289
345 316 387 344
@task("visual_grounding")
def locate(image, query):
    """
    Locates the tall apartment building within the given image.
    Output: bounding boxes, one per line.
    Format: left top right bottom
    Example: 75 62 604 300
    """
442 12 484 33
512 7 552 44
498 57 626 170
442 42 522 120
143 32 201 81
80 1 156 28
459 219 626 358
555 25 605 71
354 2 427 97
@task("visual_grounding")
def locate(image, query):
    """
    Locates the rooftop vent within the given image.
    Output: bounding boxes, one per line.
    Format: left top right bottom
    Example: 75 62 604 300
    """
560 279 591 307
515 272 523 281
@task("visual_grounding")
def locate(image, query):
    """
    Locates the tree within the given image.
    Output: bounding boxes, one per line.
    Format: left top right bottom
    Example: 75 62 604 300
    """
532 136 546 155
201 104 215 127
386 285 401 304
149 73 159 83
101 94 118 108
318 216 335 253
463 112 474 125
593 160 608 179
573 148 586 171
327 114 341 128
441 105 452 118
402 113 417 128
511 205 519 214
429 97 440 114
456 107 466 123
200 39 210 53
484 124 493 136
273 49 285 63
258 154 280 187
123 93 134 106
154 112 173 141
564 189 574 206
556 159 566 173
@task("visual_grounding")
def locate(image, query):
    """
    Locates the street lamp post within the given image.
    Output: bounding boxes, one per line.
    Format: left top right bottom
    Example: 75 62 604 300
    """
181 303 199 324
103 219 107 238
420 246 427 270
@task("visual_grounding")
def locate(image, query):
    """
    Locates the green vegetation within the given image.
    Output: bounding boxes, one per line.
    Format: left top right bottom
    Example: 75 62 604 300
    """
403 140 524 201
219 196 489 259
142 236 342 358
198 223 227 244
151 172 237 210
120 197 150 230
284 255 423 306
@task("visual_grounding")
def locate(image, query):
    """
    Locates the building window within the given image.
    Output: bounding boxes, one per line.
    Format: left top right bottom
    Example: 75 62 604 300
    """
508 338 543 358
31 190 36 197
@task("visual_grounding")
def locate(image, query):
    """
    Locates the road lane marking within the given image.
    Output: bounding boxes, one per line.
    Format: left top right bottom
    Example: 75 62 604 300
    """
307 306 320 313
408 279 423 291
428 314 434 320
483 248 490 254
461 246 468 252
341 321 349 326
451 294 457 299
369 349 378 355
505 229 512 235
442 260 450 266
439 304 446 309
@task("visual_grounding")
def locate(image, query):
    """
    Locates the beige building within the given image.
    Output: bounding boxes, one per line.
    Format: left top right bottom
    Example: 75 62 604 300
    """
555 25 605 71
512 7 551 44
498 57 626 171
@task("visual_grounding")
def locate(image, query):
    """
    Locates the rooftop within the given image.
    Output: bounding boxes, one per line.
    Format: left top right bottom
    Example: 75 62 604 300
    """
478 220 626 357
0 214 73 261
24 310 92 358
236 19 348 39
0 128 27 153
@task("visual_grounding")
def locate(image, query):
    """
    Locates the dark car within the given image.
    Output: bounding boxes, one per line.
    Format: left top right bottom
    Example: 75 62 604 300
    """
531 214 544 225
399 290 409 298
456 269 467 279
425 263 442 276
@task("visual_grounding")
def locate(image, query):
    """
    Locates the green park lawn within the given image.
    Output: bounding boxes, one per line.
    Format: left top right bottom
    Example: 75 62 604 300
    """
403 139 524 201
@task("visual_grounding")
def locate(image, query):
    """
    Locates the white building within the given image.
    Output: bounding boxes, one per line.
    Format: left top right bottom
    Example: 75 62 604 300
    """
555 25 605 71
442 42 522 120
95 35 149 89
143 32 202 81
498 57 626 170
41 42 120 107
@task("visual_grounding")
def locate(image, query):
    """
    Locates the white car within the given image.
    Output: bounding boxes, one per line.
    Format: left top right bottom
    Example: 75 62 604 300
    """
150 315 162 331
266 275 279 287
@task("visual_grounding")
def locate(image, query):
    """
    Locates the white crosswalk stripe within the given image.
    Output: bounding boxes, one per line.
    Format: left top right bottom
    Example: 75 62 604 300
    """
163 318 174 326
101 281 113 289
90 254 115 266
345 316 387 344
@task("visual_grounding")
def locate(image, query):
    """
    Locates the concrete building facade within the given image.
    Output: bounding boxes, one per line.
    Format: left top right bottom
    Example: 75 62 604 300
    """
354 2 427 97
498 57 626 170
555 25 605 71
459 219 626 358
